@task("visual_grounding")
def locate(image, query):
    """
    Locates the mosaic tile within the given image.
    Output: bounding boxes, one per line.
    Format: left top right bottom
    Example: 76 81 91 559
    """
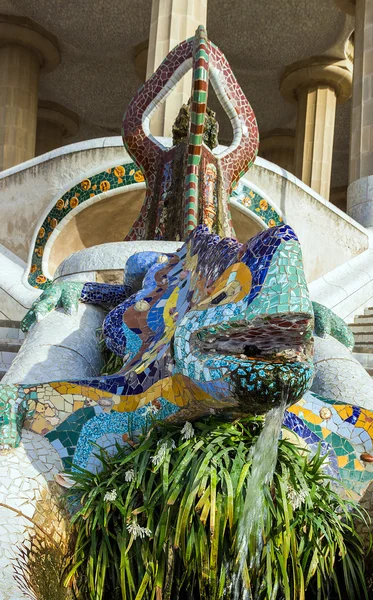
2 25 373 599
3 223 316 472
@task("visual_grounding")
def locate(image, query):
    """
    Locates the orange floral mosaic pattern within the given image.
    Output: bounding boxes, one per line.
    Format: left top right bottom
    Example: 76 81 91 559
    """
28 163 145 289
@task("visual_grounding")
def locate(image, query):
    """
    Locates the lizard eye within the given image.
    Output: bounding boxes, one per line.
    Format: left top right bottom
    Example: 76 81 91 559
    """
134 299 150 312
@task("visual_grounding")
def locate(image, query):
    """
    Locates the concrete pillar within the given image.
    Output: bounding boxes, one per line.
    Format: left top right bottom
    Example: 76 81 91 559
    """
330 185 347 212
36 101 79 156
259 129 295 174
280 57 352 200
0 45 39 170
0 15 60 171
345 0 373 227
146 0 208 137
295 84 338 200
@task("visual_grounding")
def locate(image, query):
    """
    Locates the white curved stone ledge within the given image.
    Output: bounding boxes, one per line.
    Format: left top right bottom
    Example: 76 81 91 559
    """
0 136 125 180
0 134 368 287
53 240 183 282
3 304 105 384
38 176 146 283
246 156 369 282
0 244 40 320
309 228 373 322
254 156 367 234
312 335 373 409
0 137 131 263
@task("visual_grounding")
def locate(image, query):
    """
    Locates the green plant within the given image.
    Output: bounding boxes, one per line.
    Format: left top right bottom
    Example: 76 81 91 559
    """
64 417 370 600
97 328 124 375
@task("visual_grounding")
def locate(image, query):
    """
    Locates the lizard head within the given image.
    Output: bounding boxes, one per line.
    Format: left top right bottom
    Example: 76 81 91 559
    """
172 225 314 413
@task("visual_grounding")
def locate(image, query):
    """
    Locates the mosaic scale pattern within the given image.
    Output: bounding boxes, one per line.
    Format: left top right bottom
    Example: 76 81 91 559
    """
3 224 315 468
286 392 373 498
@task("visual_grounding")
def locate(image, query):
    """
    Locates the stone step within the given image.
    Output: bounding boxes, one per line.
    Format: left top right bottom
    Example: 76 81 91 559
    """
352 332 373 343
0 353 17 378
0 321 24 377
0 323 24 345
354 315 373 325
0 319 21 328
353 346 373 357
350 323 373 332
0 339 23 352
363 307 373 317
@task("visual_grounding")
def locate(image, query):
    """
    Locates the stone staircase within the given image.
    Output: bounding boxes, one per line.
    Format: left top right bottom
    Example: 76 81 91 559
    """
0 320 24 381
350 307 373 378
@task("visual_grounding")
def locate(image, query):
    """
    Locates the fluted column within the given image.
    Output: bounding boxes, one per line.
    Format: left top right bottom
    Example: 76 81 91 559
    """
0 15 60 170
280 57 352 200
343 0 373 226
259 129 295 174
146 0 208 137
36 101 79 156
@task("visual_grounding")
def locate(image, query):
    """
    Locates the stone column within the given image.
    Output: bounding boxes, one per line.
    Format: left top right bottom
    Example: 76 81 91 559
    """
344 0 373 226
330 185 347 211
36 101 79 156
0 15 60 171
259 129 295 173
280 57 352 200
146 0 208 137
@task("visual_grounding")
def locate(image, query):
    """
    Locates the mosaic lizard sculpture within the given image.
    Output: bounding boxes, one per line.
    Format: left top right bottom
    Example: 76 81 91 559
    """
0 224 372 497
2 223 313 454
0 26 372 502
2 26 373 600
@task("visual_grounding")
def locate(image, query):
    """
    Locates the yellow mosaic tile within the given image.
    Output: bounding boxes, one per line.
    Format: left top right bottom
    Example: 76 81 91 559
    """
337 455 348 468
354 459 365 472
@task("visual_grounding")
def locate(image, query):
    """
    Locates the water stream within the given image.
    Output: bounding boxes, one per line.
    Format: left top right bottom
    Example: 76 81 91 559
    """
232 391 288 600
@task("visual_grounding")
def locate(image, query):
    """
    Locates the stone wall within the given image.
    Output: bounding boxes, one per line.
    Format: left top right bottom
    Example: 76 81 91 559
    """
0 137 128 261
248 157 369 282
0 139 369 290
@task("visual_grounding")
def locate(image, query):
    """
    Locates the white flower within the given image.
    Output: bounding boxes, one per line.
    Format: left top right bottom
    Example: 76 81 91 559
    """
151 442 168 466
181 421 195 441
287 485 307 510
126 520 152 539
104 489 117 502
124 468 135 482
142 404 159 417
151 439 177 466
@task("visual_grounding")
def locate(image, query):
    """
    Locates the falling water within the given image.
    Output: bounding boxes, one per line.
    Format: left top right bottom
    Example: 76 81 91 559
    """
232 390 288 600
